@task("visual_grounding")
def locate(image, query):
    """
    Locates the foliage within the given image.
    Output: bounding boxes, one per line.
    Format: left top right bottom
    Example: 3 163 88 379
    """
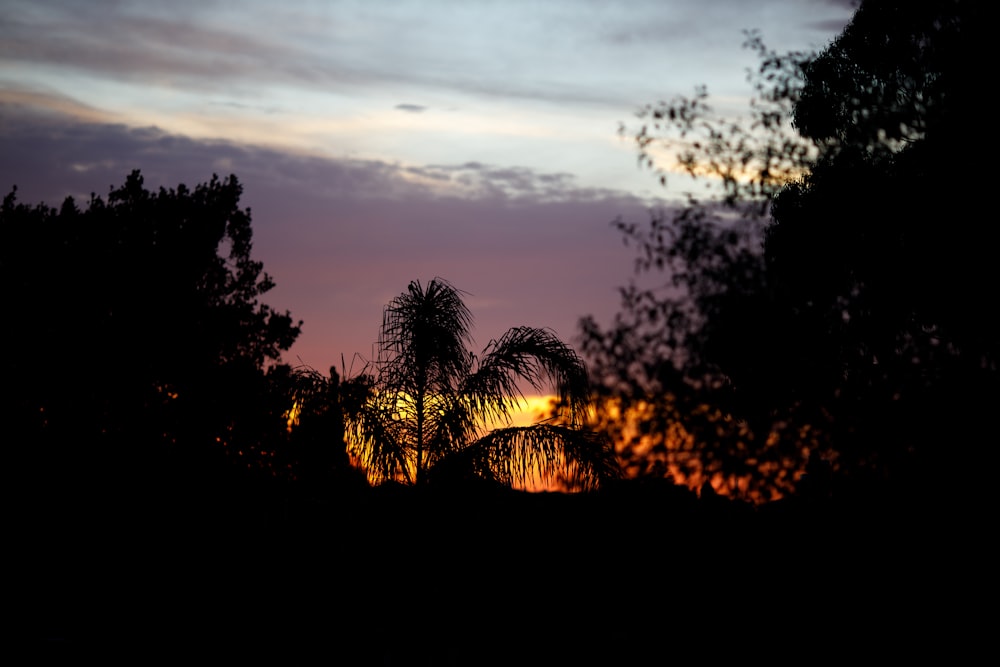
342 278 618 490
583 0 990 499
581 30 822 500
282 363 372 490
3 170 302 493
764 0 995 484
630 31 815 210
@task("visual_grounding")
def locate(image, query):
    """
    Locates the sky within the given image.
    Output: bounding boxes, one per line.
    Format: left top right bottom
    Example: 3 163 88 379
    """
0 0 855 384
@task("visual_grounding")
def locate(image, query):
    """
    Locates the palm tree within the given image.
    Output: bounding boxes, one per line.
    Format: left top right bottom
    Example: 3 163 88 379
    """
344 278 618 490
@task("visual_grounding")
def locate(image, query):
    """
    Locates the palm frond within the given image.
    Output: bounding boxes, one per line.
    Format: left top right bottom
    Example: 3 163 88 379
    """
463 326 590 428
457 424 620 491
424 389 477 464
347 392 412 483
378 278 474 395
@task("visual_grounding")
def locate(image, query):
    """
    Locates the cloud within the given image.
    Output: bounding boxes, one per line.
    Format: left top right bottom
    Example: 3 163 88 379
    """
395 104 427 113
0 86 112 124
0 0 854 117
2 12 279 88
807 18 857 34
400 162 630 204
0 108 653 372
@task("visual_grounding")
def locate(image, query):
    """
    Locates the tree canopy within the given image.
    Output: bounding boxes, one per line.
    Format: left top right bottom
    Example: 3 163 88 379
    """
4 170 303 499
582 0 990 499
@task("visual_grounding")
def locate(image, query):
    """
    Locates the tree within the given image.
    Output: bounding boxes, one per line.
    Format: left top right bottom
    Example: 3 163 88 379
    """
3 170 302 498
760 0 994 488
581 31 822 500
579 206 818 500
342 278 618 490
583 0 991 499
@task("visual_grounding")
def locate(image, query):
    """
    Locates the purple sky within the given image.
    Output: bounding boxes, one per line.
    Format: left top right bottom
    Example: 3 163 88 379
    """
0 108 653 375
0 0 855 381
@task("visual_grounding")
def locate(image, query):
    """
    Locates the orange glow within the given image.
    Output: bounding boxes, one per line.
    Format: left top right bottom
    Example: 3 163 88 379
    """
486 395 557 430
315 391 816 499
339 394 577 490
284 400 302 432
591 396 821 503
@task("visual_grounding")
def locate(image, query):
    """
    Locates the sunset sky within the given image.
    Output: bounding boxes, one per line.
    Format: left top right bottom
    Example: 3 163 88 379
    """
0 0 854 381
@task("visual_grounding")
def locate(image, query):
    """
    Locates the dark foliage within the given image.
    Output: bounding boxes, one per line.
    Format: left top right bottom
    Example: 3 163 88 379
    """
766 0 995 485
583 0 992 499
3 170 304 508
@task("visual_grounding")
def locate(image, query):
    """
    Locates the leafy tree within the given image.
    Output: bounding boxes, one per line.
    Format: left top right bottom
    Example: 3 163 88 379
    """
579 207 817 500
3 170 302 497
584 0 990 498
754 0 995 488
581 31 822 500
342 278 618 490
768 0 994 457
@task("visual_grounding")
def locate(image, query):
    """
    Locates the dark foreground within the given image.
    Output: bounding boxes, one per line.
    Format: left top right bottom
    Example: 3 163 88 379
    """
16 476 983 664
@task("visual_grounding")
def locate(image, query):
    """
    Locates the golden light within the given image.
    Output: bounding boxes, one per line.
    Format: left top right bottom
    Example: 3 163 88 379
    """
284 400 302 433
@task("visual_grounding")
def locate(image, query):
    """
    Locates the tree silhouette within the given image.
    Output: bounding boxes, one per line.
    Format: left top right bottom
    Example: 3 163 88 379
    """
579 208 815 500
344 278 618 490
583 0 990 498
281 364 371 493
581 31 822 500
3 170 302 502
764 0 995 485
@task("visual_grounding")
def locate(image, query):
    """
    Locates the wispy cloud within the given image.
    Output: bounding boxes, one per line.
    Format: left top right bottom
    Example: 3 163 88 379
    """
2 0 853 107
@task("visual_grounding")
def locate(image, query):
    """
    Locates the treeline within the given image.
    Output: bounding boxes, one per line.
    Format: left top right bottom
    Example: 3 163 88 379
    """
5 0 993 513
